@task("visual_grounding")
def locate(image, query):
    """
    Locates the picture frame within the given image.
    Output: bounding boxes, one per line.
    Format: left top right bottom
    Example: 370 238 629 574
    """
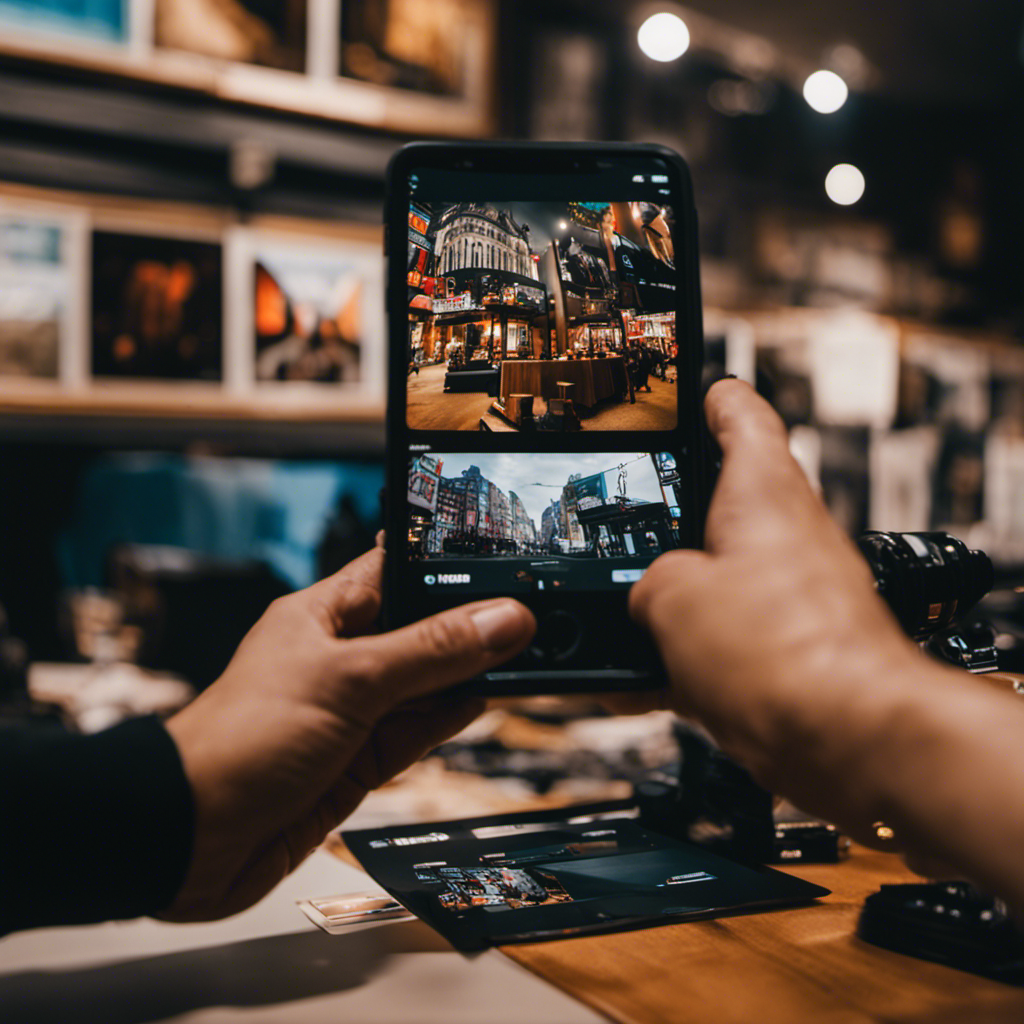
88 216 226 385
0 0 153 61
0 197 88 393
224 222 384 412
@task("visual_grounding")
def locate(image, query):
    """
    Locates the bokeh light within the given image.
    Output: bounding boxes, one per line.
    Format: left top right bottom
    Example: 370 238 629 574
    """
637 12 690 63
825 163 866 205
803 70 849 113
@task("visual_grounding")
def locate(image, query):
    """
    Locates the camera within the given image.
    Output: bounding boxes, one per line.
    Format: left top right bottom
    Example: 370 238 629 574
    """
857 530 996 671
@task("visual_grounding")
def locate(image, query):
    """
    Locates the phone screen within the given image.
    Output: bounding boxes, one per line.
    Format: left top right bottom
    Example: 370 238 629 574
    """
387 146 703 683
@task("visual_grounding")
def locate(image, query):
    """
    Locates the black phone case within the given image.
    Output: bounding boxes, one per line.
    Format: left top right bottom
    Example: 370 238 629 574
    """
383 142 707 694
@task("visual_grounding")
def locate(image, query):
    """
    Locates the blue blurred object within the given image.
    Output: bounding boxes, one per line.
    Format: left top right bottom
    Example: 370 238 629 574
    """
0 0 126 42
57 453 384 591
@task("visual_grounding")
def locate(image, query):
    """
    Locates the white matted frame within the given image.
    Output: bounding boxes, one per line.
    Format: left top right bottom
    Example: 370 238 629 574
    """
0 197 88 393
224 223 384 414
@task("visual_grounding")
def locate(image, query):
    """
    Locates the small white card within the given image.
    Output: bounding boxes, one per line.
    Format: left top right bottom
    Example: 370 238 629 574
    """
297 891 414 935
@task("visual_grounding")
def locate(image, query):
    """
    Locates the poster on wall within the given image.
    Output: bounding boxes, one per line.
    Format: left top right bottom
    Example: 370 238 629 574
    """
0 203 85 385
340 0 478 95
226 227 384 400
0 0 128 45
154 0 307 72
90 229 224 381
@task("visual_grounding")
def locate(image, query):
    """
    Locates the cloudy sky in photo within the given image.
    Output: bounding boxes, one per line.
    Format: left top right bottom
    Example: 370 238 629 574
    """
432 451 665 525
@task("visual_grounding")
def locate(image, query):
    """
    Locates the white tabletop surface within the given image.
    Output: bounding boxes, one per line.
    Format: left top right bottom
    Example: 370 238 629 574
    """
0 849 607 1024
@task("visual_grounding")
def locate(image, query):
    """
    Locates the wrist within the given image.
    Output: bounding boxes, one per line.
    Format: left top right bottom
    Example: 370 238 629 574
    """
721 629 932 818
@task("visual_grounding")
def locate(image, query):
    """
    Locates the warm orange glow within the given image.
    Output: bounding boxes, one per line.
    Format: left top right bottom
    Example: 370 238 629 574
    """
255 264 288 336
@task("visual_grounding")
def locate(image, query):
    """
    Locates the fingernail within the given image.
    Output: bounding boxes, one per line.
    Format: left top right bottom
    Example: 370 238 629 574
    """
470 601 527 651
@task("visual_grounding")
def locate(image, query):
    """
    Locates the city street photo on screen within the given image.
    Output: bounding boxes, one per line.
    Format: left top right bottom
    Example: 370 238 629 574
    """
407 451 686 593
405 200 678 432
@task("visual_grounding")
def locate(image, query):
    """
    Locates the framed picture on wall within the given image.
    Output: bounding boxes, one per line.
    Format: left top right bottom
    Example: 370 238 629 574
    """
225 225 384 406
90 227 224 382
153 0 307 72
0 199 87 389
333 0 495 134
0 0 130 47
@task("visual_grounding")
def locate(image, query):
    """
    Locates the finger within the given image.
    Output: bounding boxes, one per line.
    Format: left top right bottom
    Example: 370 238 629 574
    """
702 379 827 555
629 548 714 633
302 546 384 636
302 697 485 850
342 598 536 710
342 696 484 795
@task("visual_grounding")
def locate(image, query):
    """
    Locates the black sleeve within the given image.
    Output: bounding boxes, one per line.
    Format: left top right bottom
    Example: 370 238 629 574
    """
0 715 195 935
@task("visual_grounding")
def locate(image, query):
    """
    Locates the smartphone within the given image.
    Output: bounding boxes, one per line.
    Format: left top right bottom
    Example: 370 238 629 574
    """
384 142 706 694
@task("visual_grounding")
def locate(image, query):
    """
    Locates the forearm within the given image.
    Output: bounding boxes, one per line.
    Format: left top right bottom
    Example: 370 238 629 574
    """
749 654 1024 912
863 668 1024 910
0 717 194 934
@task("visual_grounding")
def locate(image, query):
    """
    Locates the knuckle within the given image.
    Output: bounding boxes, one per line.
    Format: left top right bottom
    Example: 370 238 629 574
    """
419 613 475 660
341 647 385 689
265 594 295 619
332 575 380 605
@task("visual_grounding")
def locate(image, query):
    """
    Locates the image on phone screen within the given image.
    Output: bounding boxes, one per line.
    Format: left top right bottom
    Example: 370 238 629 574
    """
388 147 701 686
408 450 686 596
406 200 678 433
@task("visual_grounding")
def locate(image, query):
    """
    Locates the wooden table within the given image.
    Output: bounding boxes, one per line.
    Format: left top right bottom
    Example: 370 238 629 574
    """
499 845 1024 1023
500 357 627 408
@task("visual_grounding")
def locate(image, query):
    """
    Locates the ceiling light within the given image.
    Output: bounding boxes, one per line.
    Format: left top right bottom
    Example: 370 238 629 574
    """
637 12 690 63
803 70 848 113
825 164 865 206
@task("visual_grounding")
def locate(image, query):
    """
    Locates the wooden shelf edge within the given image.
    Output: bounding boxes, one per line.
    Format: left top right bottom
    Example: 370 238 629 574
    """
0 389 385 424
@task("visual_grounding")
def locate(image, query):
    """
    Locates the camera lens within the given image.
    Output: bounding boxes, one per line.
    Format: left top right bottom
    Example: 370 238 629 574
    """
857 531 994 641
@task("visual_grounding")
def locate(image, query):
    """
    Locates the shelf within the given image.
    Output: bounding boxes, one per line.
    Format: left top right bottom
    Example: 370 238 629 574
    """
0 23 496 138
0 388 385 455
0 385 384 422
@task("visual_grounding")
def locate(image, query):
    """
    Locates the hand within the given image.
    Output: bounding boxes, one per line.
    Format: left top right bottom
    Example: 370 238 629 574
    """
163 544 535 921
628 380 933 846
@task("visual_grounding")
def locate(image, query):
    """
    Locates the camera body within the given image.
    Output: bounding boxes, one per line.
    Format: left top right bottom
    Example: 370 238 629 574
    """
858 531 997 671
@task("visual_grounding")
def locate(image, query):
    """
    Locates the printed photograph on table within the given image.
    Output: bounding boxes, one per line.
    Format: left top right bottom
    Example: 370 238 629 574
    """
0 0 128 45
344 802 829 951
340 0 482 96
91 230 223 381
405 200 678 433
0 204 83 384
154 0 307 72
229 229 384 393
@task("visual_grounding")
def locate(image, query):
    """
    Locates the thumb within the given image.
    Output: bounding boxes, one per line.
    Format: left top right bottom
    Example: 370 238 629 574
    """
629 548 715 640
703 378 827 555
340 598 536 709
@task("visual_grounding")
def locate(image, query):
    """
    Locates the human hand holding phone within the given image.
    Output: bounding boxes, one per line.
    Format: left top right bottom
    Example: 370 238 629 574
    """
163 543 534 922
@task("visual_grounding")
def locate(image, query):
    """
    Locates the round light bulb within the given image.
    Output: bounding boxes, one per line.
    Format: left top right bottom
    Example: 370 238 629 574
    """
825 163 865 206
558 220 568 230
803 70 848 114
637 12 690 63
